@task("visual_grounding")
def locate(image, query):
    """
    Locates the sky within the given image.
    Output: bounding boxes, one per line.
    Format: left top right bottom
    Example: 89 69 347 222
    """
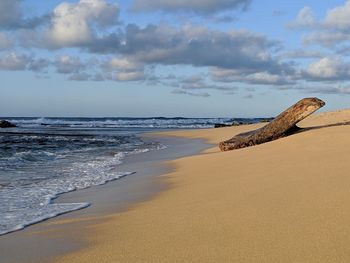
1 0 350 117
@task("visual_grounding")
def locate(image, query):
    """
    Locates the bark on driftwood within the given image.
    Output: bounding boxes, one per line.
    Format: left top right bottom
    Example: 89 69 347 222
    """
219 98 325 151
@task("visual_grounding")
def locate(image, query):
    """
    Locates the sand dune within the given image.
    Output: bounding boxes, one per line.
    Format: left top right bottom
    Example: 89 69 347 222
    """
55 109 350 262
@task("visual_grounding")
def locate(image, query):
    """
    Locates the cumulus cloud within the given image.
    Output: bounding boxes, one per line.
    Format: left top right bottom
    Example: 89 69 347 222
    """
211 68 294 85
0 0 289 90
106 57 143 71
0 52 29 70
54 55 85 74
243 72 293 85
323 1 350 30
180 75 236 91
131 0 251 15
303 31 350 47
45 0 119 48
165 75 236 97
292 1 350 48
0 53 49 72
102 57 146 81
88 24 286 76
303 56 350 81
28 58 50 72
113 71 146 81
288 6 316 29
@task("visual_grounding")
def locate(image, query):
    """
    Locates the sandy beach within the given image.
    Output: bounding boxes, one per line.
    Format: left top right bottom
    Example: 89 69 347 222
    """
49 109 350 262
4 0 350 262
0 136 209 263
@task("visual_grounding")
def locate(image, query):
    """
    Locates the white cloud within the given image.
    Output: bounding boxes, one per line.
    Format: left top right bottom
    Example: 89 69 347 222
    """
292 1 350 47
323 0 350 30
302 31 350 47
114 71 145 81
211 68 293 85
245 72 292 85
46 0 119 48
306 57 341 79
94 24 286 75
104 57 146 82
0 53 50 72
289 6 316 28
0 52 28 70
107 57 143 71
180 75 236 91
131 0 251 15
304 57 350 80
55 55 85 74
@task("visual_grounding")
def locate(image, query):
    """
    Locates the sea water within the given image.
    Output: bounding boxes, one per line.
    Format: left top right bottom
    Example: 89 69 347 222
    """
0 117 264 235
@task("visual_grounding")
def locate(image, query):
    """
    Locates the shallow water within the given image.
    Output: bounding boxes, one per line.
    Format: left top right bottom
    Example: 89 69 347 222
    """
0 127 165 235
0 117 263 235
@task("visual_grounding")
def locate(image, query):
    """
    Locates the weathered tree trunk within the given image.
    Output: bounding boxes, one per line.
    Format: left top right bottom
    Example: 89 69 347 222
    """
219 98 325 151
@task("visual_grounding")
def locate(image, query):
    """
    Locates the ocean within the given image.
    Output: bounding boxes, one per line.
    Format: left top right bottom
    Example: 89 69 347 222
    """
0 117 265 235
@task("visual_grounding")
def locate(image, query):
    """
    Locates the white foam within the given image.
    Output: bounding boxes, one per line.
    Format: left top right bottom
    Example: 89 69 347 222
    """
7 117 235 129
0 125 170 235
0 151 133 236
0 203 89 235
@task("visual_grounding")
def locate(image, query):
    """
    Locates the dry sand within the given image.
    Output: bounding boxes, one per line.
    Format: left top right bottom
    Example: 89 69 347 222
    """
54 109 350 262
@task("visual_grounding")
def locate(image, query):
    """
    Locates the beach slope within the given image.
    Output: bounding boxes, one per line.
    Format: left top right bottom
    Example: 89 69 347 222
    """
55 109 350 262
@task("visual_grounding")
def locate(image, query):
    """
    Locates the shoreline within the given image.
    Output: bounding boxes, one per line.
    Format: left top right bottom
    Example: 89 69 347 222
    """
0 134 210 263
50 109 350 262
3 109 350 262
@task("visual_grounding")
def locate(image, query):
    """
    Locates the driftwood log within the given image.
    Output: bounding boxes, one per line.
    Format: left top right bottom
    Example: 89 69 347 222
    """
219 98 325 151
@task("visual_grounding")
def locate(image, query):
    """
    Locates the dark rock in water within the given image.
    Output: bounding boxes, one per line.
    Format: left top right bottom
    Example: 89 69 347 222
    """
259 118 273 123
214 123 232 128
215 118 273 128
0 120 16 128
232 121 247 126
215 121 253 128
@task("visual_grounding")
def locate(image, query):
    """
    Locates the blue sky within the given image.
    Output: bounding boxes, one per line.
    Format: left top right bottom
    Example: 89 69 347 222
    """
1 0 350 117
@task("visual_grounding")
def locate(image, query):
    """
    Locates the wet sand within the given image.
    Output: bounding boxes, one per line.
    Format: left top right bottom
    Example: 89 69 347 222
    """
0 136 209 263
